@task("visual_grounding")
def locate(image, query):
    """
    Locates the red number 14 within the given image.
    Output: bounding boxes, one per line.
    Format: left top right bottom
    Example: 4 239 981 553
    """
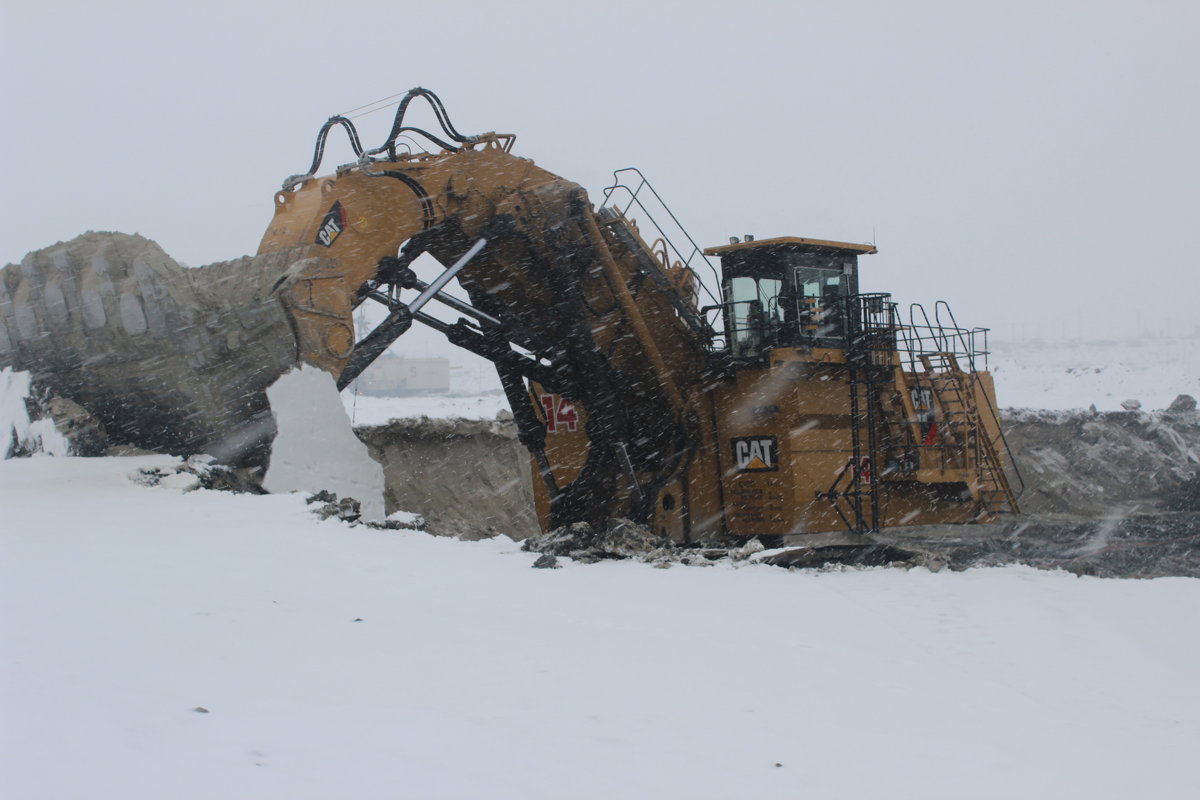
540 394 578 433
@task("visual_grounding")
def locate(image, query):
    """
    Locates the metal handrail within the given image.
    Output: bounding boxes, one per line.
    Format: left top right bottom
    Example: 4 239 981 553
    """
935 300 983 372
903 302 991 370
600 167 722 306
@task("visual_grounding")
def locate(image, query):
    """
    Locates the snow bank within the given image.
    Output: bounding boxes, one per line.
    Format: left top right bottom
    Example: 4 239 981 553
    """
263 365 385 522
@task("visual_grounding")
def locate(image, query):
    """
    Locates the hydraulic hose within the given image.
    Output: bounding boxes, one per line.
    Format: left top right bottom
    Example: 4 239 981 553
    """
375 88 475 158
282 115 365 190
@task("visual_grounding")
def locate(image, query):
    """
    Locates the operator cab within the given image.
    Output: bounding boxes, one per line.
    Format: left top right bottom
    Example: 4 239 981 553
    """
703 236 877 360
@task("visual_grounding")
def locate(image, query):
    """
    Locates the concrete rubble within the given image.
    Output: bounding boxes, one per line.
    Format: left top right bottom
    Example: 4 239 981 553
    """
130 455 265 494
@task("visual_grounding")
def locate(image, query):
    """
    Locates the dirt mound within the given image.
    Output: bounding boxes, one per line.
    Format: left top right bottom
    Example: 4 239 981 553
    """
872 512 1200 578
1003 406 1200 516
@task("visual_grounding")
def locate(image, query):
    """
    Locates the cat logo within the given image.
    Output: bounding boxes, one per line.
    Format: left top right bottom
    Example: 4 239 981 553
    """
732 436 778 472
315 201 347 247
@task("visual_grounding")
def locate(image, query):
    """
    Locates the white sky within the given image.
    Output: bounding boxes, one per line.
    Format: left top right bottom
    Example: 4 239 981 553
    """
2 0 1197 345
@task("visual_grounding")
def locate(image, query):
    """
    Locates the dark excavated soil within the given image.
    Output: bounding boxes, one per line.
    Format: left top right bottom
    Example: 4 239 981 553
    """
871 513 1200 578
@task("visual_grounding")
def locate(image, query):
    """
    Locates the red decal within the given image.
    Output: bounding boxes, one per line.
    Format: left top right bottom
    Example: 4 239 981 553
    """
556 398 578 431
858 456 873 484
540 395 557 432
922 422 939 446
540 394 578 433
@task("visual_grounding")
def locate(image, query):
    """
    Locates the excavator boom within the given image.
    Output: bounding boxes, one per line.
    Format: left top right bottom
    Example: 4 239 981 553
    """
0 89 1018 542
1 91 717 531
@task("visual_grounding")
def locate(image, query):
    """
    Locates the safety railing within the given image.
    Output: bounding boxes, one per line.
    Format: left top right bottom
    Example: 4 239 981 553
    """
599 167 723 308
900 302 991 373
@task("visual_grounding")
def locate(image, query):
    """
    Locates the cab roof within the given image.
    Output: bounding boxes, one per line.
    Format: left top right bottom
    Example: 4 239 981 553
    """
702 236 877 257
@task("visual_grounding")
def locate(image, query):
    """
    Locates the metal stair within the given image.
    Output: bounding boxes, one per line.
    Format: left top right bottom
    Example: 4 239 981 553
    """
918 352 1019 516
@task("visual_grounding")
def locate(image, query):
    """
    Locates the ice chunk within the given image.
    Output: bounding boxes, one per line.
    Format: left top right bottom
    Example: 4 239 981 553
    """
263 365 385 522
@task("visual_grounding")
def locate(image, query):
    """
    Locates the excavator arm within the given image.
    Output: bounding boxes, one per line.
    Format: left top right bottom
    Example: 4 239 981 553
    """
259 109 719 532
1 89 720 534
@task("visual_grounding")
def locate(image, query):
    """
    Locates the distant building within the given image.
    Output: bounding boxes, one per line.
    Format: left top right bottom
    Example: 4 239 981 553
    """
354 353 450 396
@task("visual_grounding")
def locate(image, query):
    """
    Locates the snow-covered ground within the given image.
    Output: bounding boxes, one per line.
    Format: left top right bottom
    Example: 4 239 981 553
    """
2 455 1198 799
341 335 1200 425
989 334 1199 412
342 390 510 427
4 337 1199 798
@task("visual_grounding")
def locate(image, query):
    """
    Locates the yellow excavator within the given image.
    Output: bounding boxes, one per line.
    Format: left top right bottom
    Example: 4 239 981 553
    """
0 89 1019 542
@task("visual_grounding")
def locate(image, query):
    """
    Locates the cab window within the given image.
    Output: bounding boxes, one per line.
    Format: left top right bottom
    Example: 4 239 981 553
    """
726 275 782 357
793 267 848 341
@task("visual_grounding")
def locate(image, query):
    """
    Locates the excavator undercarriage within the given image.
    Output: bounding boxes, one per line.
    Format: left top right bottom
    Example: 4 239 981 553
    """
0 89 1021 544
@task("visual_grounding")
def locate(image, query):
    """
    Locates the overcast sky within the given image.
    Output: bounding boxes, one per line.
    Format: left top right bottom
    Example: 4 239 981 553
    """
3 0 1197 347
